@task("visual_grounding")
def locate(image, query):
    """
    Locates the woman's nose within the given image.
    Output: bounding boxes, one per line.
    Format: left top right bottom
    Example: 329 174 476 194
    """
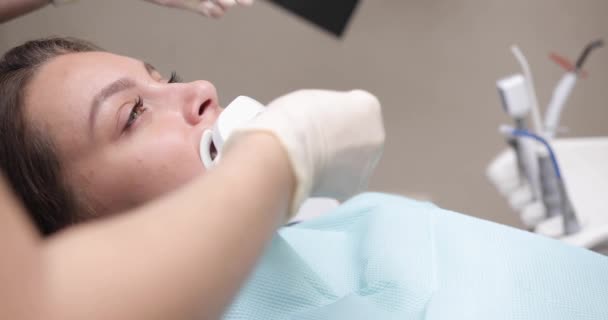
177 80 219 125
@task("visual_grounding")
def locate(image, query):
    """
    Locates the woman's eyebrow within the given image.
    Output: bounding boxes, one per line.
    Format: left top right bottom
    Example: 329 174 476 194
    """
143 61 157 76
144 61 167 81
89 77 136 136
88 62 157 136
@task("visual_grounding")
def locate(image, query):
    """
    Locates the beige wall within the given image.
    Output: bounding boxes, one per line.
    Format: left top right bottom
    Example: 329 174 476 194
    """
2 0 607 227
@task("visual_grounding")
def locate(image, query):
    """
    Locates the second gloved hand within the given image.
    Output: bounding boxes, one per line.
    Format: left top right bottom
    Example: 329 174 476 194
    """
143 0 254 18
224 89 385 216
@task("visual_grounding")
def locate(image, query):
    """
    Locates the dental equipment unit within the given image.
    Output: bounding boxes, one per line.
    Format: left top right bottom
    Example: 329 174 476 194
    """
499 126 580 235
489 39 607 253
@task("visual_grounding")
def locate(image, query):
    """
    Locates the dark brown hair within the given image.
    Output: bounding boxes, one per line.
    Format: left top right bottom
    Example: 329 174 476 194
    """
0 37 101 235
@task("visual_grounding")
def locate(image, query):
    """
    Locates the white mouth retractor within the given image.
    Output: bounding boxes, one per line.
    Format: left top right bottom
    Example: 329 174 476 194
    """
200 129 217 168
199 96 265 169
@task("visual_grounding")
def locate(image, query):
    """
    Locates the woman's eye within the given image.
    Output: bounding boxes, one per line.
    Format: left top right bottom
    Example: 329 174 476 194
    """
124 96 145 131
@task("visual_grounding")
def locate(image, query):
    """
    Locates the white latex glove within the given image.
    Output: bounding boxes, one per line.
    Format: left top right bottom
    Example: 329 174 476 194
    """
143 0 254 18
224 90 385 217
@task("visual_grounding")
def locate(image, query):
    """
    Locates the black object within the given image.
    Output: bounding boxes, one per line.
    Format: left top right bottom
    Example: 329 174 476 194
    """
574 39 604 72
267 0 361 37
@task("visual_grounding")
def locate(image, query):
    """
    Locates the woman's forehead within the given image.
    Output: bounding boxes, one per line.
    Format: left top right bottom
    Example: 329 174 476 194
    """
37 51 143 84
23 52 144 157
26 51 146 114
26 52 135 117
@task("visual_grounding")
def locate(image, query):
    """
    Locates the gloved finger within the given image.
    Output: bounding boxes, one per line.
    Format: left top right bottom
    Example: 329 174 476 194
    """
212 0 236 13
215 0 238 8
213 0 254 12
198 1 226 18
236 0 254 5
144 0 188 9
172 0 208 14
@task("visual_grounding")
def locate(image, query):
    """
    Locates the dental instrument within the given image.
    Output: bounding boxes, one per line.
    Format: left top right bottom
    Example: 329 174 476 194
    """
530 137 608 250
489 136 608 248
496 74 542 201
537 151 563 219
496 74 531 121
544 39 604 139
200 96 266 169
510 45 544 135
500 125 580 235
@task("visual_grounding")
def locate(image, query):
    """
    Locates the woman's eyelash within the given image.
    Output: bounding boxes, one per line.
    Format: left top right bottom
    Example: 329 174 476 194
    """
121 72 179 133
168 71 182 83
124 96 145 131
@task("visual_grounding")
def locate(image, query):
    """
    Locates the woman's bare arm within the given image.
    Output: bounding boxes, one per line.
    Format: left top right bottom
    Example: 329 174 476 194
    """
0 133 294 320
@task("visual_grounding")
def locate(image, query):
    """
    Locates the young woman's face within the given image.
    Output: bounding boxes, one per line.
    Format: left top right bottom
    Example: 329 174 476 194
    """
24 51 222 215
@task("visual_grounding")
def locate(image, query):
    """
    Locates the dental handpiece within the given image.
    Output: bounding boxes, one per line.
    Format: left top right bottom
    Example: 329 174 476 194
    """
199 96 266 169
497 74 542 201
544 39 604 139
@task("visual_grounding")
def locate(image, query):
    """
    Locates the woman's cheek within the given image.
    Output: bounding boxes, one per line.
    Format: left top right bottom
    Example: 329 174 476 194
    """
141 136 203 177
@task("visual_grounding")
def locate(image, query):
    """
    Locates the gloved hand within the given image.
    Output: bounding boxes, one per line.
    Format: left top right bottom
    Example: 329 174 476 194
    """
143 0 254 18
224 90 385 216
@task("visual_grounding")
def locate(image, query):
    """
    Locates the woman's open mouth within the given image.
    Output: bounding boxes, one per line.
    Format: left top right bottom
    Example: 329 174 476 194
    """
209 140 218 160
